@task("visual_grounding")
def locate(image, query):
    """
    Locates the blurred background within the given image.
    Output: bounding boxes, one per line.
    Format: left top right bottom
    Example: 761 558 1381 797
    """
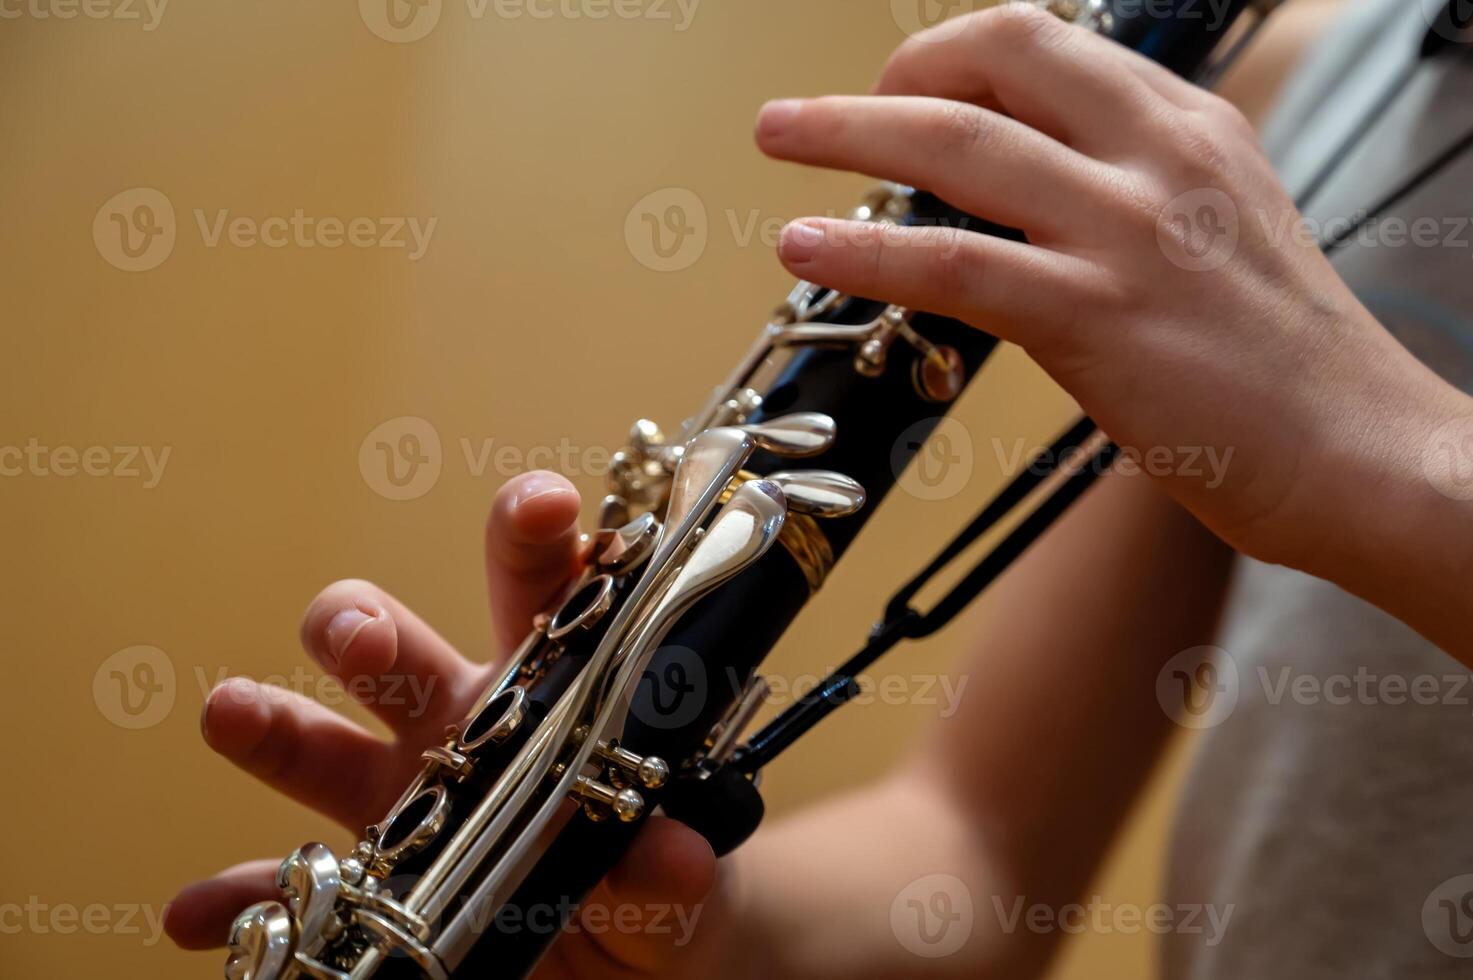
0 1 1301 976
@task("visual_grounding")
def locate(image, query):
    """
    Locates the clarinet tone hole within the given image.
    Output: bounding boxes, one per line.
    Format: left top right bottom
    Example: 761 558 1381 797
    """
458 686 528 752
375 784 448 861
547 574 616 641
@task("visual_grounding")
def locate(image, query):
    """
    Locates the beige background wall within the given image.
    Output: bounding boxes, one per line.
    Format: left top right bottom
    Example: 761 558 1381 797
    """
0 2 1209 976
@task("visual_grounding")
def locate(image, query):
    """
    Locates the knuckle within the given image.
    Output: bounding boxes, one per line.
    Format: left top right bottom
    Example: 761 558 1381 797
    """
980 2 1058 46
1204 94 1257 143
880 36 929 92
931 102 989 157
1201 94 1260 148
1172 115 1232 176
1114 171 1172 235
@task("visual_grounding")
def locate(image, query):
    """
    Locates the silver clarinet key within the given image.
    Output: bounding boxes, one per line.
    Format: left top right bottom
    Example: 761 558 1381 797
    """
764 470 866 518
276 843 341 950
739 412 836 458
225 901 293 980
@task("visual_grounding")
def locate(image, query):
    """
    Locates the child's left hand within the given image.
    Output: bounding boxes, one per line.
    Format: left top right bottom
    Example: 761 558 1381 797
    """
755 3 1470 587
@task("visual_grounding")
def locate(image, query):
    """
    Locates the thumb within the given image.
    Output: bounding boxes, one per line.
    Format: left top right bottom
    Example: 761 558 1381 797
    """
553 818 720 978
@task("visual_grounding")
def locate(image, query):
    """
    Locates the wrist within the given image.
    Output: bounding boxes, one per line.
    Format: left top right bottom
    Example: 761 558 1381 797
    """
1299 375 1473 654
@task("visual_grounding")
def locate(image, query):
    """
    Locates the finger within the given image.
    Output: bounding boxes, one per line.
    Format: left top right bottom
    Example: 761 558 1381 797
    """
553 818 718 978
756 95 1119 242
875 4 1177 154
486 471 584 656
775 216 1104 349
201 677 397 828
299 579 485 733
165 859 279 950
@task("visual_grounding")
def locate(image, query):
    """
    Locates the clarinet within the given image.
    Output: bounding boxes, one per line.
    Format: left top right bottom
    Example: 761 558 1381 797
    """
222 2 1278 977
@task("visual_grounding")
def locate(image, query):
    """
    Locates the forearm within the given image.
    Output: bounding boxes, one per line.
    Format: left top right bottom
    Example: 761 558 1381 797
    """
725 769 1030 980
712 474 1235 980
922 472 1234 922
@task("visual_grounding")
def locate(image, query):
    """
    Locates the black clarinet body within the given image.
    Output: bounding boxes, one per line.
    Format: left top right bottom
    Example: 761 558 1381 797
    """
220 4 1273 978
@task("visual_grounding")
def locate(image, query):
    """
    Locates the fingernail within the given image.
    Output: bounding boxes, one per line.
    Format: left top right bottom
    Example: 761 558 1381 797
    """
325 607 377 665
780 221 825 264
758 99 802 138
512 474 568 504
512 474 575 509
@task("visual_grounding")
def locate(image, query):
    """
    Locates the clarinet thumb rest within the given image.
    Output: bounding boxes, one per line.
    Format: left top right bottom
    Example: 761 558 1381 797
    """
659 764 766 858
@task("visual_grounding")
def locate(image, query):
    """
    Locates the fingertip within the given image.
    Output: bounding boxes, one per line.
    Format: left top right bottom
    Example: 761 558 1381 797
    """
165 860 280 950
756 98 802 144
299 580 394 672
163 884 216 950
327 606 397 678
200 678 270 758
779 219 827 267
495 471 580 546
